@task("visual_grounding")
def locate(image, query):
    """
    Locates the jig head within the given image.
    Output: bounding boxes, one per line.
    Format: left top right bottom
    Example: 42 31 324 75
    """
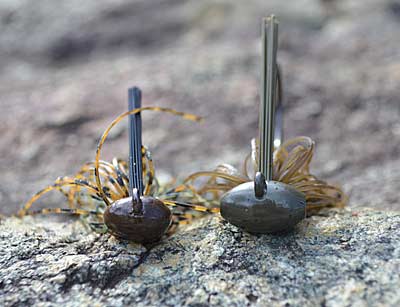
220 16 306 233
103 87 171 244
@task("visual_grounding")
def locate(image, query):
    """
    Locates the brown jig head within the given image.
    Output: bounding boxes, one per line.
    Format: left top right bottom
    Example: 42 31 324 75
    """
104 189 171 244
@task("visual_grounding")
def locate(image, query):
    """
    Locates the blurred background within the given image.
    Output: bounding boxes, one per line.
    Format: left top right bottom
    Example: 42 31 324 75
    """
1 0 399 215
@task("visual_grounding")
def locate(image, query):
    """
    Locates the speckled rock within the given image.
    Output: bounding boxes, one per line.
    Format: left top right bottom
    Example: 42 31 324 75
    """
1 209 399 306
1 0 400 305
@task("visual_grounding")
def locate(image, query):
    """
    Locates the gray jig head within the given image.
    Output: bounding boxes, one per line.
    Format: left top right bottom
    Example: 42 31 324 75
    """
220 16 306 233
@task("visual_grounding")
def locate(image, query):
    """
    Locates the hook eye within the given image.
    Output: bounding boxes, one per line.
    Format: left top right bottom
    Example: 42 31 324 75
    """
131 188 143 215
254 172 267 198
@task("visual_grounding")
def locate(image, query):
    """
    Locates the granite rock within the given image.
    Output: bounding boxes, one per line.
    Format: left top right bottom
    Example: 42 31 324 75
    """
0 208 399 306
1 0 399 305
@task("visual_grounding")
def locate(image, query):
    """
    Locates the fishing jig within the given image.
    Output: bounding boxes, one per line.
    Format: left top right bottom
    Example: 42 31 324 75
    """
19 87 218 244
182 16 346 233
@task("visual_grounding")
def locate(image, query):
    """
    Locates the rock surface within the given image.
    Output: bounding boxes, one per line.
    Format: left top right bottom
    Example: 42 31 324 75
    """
1 0 399 306
1 208 399 306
